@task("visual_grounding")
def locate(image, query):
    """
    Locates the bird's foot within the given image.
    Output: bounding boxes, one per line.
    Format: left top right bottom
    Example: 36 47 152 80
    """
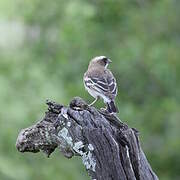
100 107 116 116
100 107 109 114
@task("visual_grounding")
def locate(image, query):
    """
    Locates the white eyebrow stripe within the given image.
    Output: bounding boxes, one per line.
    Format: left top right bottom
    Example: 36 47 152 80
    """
94 56 106 61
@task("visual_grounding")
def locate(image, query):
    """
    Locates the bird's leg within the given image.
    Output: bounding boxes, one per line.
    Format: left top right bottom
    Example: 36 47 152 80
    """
89 96 99 106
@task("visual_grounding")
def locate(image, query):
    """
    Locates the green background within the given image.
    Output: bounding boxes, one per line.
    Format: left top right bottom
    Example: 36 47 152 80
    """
0 0 180 179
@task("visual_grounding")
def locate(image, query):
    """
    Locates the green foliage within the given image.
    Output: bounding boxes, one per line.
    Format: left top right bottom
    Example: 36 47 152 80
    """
0 0 180 179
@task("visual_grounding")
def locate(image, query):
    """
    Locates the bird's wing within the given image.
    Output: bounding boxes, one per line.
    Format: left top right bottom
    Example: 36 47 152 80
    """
84 73 117 98
106 74 118 97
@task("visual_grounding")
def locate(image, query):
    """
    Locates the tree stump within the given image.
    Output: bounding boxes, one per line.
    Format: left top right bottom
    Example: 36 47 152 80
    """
16 97 158 180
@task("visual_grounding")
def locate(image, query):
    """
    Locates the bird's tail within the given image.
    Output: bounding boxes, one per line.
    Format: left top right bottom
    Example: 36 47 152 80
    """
107 101 119 114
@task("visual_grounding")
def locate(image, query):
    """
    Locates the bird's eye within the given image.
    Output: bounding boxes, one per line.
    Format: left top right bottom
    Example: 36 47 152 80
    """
102 57 108 63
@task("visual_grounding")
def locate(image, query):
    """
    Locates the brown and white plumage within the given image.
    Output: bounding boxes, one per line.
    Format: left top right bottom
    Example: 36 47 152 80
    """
84 56 118 113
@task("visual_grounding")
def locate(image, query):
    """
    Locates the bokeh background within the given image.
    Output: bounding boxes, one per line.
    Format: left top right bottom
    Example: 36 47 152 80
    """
0 0 180 179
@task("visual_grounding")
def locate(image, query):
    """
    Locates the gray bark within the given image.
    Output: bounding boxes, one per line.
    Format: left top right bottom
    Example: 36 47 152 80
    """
16 97 159 180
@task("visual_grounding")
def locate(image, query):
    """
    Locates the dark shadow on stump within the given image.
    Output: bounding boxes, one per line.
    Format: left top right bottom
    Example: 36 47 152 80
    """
16 97 158 180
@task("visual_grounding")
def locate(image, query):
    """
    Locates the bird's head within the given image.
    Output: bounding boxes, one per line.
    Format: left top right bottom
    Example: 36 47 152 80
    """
89 56 112 69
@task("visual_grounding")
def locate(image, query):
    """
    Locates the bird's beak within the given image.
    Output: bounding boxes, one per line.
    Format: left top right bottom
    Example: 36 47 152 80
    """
108 58 112 63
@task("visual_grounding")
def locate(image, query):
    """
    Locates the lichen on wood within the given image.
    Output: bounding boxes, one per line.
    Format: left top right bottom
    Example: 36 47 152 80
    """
16 97 159 180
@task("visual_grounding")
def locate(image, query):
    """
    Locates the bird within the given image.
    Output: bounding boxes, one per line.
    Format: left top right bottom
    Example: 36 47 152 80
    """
83 56 119 114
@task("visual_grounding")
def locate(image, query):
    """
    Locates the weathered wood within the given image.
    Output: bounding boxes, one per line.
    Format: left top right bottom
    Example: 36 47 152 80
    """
16 97 158 180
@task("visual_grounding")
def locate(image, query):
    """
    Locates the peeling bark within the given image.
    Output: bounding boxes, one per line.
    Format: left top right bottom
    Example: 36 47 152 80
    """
16 97 158 180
